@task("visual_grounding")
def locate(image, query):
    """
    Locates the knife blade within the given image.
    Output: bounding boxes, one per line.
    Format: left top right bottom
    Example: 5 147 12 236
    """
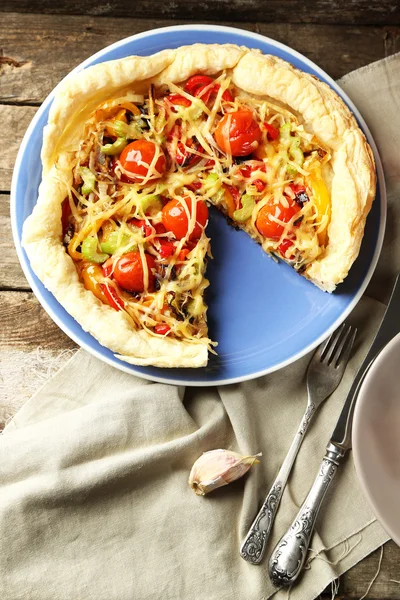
331 272 400 450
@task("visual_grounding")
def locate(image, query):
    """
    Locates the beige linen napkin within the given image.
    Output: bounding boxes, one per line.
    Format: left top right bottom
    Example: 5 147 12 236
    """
1 54 399 600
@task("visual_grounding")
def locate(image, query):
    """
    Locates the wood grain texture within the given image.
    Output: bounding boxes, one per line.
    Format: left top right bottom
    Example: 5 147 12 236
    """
338 542 400 598
1 13 399 104
1 0 399 26
0 194 30 290
0 104 37 190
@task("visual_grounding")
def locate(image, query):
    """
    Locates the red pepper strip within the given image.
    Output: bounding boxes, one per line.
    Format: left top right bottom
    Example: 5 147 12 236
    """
166 93 192 108
263 123 280 141
154 324 171 335
101 283 124 311
184 75 214 96
178 248 190 261
154 222 167 234
158 239 176 258
195 83 233 104
186 181 202 192
128 219 153 238
290 184 306 195
279 239 295 260
102 257 114 278
253 179 266 192
225 185 241 209
204 159 215 168
239 165 252 178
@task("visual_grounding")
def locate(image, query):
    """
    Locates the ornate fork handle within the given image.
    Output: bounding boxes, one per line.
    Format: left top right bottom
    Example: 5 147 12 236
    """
240 404 316 564
268 443 345 587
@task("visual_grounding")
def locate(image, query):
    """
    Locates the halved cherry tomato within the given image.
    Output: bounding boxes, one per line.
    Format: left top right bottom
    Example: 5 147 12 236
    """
166 94 192 109
214 110 261 156
278 238 295 260
154 324 171 335
101 283 125 311
119 140 166 183
263 123 280 141
255 197 301 240
158 239 176 258
113 251 156 293
162 196 208 241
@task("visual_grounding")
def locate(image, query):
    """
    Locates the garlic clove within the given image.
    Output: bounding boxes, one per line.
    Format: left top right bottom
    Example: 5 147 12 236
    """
188 449 261 496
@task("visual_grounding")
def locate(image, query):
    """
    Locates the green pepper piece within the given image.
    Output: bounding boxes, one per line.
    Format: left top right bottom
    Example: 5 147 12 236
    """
205 173 219 185
79 167 96 195
112 120 142 140
99 231 137 255
138 194 162 213
233 194 255 222
280 122 292 142
82 236 109 264
101 137 128 156
289 138 304 166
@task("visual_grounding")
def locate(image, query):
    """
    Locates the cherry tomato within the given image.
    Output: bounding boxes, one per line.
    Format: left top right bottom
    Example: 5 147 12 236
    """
154 324 171 335
101 283 125 311
255 197 301 240
113 251 156 293
119 140 166 183
263 123 279 141
162 197 208 241
214 110 261 156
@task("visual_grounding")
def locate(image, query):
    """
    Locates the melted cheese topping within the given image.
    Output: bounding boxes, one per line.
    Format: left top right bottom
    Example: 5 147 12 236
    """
62 74 331 347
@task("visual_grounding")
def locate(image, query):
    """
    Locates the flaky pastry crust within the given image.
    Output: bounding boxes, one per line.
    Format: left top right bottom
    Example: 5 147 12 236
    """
22 44 376 367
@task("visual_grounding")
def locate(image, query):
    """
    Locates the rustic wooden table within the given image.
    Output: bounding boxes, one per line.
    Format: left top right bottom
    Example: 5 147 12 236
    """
1 2 400 597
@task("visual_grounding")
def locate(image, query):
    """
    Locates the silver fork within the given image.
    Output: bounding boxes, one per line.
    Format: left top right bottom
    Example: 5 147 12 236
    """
240 323 357 565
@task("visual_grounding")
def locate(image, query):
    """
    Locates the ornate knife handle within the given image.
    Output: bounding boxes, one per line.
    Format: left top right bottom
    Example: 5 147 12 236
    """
268 443 345 587
240 404 316 565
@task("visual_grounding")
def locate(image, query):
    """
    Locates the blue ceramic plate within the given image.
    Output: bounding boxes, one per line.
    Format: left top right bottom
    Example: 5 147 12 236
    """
11 25 386 386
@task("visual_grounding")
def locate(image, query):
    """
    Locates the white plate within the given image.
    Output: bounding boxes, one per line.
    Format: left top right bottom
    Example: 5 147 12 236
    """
353 333 400 545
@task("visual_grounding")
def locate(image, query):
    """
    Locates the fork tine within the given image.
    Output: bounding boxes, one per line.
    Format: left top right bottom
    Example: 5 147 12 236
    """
320 322 346 363
334 326 357 368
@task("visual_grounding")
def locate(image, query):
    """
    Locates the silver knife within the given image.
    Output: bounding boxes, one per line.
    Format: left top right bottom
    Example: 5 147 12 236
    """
268 273 400 588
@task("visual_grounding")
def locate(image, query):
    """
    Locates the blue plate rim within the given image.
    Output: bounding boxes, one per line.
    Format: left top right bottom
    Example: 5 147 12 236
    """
10 24 387 387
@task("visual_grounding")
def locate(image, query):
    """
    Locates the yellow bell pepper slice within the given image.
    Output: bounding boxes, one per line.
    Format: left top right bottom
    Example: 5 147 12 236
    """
307 165 331 247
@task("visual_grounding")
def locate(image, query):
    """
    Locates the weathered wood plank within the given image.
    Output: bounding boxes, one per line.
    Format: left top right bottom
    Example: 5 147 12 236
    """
0 104 37 190
0 291 76 352
1 0 399 26
1 12 399 104
339 541 400 598
0 194 30 290
0 290 76 428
